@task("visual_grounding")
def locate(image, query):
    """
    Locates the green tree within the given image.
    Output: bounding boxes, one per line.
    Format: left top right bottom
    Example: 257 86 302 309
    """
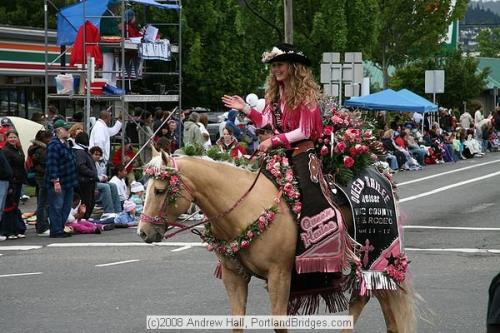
390 51 490 109
0 0 71 28
371 0 468 88
476 28 500 57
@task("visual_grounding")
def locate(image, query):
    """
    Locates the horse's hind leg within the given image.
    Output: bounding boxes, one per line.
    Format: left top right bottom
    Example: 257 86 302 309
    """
376 293 399 333
375 284 416 333
341 294 370 333
221 265 250 332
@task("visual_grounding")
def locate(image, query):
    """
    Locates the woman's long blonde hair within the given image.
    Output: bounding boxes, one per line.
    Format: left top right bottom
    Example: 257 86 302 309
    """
265 62 320 110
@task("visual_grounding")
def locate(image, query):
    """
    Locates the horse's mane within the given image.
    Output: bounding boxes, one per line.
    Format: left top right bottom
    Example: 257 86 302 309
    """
145 154 256 172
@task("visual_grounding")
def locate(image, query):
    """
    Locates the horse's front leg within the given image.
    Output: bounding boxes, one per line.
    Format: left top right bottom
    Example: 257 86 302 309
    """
267 268 291 333
221 264 250 333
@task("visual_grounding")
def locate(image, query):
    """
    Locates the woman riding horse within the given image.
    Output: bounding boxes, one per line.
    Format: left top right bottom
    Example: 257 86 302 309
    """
222 43 348 274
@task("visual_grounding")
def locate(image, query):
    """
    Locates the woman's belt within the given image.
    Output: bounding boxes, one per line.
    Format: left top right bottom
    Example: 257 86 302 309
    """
292 140 315 157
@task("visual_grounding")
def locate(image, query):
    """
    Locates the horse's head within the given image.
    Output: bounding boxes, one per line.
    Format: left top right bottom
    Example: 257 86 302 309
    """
138 148 193 243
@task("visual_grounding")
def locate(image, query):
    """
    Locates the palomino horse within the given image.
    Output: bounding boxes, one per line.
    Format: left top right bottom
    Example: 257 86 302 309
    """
138 150 416 332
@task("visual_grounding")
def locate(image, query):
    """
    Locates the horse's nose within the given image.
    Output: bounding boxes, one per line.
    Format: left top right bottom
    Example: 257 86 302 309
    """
154 233 163 242
139 230 153 244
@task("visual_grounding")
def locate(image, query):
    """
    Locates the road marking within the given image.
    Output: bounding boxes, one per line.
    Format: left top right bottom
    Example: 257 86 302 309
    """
404 225 500 231
48 242 205 247
406 248 500 254
171 245 192 252
398 159 500 186
400 170 500 202
96 259 140 267
0 272 43 278
0 246 42 251
469 203 495 213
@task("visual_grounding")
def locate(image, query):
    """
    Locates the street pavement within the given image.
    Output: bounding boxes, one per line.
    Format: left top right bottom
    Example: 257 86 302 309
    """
1 153 500 332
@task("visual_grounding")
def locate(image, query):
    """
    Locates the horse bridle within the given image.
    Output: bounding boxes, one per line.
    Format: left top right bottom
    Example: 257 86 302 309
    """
140 155 265 239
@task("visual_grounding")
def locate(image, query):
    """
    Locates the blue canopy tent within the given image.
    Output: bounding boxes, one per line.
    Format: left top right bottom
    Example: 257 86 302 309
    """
396 89 438 113
344 89 438 113
57 0 180 46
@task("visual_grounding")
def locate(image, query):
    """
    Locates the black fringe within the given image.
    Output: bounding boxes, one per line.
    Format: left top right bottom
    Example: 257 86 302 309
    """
287 290 348 315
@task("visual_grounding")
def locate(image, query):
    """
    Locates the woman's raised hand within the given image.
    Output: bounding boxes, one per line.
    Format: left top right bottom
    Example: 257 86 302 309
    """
221 95 246 111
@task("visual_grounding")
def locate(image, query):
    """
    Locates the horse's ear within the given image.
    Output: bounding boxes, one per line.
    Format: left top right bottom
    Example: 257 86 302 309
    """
151 144 160 158
161 150 170 166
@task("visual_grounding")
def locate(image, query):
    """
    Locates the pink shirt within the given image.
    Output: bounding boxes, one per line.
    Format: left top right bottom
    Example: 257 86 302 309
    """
246 91 323 147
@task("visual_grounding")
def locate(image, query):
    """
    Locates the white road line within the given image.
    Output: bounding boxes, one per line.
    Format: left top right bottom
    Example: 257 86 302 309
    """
171 245 192 252
404 225 500 231
48 242 205 247
400 170 500 202
398 159 500 186
0 246 42 251
0 272 43 278
95 259 140 267
406 248 500 254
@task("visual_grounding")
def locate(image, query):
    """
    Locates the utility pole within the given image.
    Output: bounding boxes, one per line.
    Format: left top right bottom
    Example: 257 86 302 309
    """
284 0 293 43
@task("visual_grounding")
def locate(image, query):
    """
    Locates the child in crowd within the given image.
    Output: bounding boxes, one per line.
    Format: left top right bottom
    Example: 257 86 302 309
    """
129 181 144 216
66 194 113 234
114 200 139 227
109 164 129 207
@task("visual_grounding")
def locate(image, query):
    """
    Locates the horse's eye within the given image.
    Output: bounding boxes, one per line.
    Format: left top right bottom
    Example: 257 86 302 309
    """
154 188 166 195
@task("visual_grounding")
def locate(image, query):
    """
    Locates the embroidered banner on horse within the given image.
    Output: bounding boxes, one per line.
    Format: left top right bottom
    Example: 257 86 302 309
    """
291 150 350 274
337 167 407 295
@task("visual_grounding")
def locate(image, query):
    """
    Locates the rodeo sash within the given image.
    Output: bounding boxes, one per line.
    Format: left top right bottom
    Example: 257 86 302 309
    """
337 167 404 294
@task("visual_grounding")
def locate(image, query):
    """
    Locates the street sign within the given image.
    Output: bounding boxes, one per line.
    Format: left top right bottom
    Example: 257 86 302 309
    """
322 52 340 63
321 52 364 105
320 63 341 83
323 83 339 97
425 70 445 94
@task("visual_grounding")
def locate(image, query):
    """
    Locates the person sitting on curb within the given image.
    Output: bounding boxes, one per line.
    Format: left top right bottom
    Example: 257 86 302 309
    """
114 200 138 227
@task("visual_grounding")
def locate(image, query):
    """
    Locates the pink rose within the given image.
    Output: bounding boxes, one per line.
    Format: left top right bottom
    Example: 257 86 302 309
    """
349 146 359 157
324 125 333 136
357 144 369 154
331 115 343 124
293 202 302 214
284 183 293 192
207 244 214 251
258 215 267 223
320 145 329 156
343 156 355 168
258 220 266 231
231 242 239 252
246 230 254 238
266 211 275 220
335 141 347 153
240 240 250 249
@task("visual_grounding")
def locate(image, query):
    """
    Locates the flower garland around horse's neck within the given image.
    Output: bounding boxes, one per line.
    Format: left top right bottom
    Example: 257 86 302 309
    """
143 165 181 205
201 206 278 258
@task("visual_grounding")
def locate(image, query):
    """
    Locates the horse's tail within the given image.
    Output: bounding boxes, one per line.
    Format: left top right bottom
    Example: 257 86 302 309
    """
383 279 417 333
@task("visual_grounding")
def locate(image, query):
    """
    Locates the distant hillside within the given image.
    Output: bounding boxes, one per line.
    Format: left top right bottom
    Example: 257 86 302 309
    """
465 2 500 25
463 2 500 25
472 0 500 17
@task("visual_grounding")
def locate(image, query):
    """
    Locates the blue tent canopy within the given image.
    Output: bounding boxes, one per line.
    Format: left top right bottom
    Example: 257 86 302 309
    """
57 0 180 46
344 89 438 113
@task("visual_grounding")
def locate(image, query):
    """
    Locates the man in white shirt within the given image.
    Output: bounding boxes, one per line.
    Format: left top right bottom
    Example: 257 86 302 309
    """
474 107 484 127
460 110 473 129
109 164 128 204
89 110 122 166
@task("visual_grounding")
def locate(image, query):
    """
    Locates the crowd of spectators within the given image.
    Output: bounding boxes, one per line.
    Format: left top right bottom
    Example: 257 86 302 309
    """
374 106 500 172
1 102 498 241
